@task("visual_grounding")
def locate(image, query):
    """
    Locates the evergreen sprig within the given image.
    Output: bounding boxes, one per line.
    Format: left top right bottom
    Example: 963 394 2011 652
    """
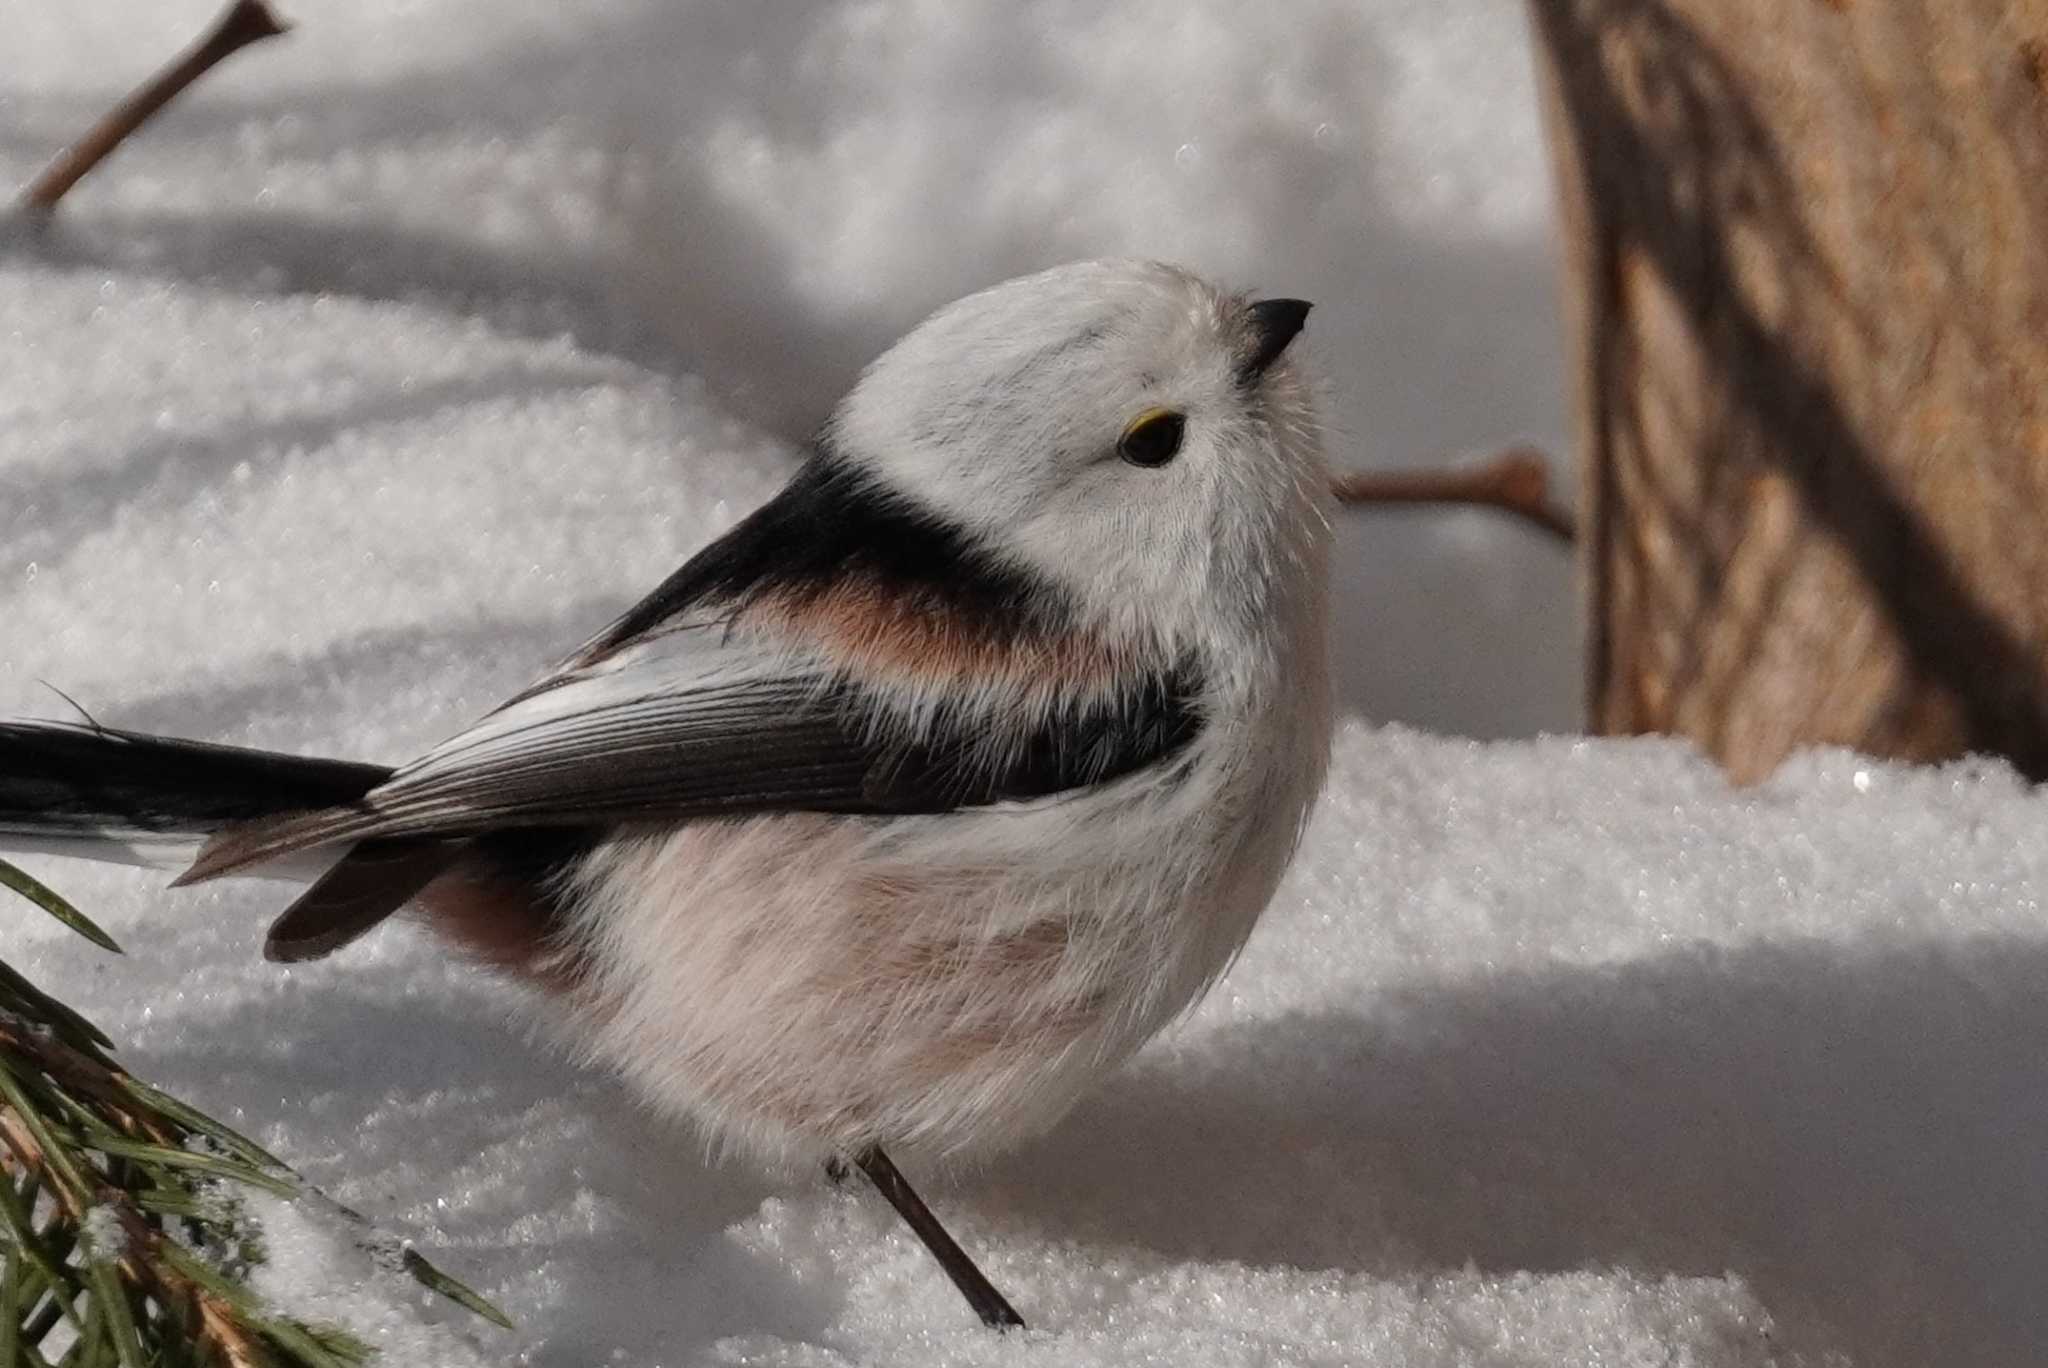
0 858 509 1364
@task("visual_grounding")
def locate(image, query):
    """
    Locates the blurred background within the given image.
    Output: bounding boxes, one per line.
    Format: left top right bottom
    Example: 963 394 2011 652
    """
1 0 1579 740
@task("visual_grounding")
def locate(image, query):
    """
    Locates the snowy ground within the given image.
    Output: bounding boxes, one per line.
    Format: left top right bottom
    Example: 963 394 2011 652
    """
3 3 2042 1366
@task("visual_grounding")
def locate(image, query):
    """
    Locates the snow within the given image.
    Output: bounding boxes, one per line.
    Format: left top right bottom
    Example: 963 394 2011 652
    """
80 1203 130 1261
0 2 2032 1365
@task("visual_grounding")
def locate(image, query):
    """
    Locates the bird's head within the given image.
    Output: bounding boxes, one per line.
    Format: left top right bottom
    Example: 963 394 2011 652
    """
826 258 1330 659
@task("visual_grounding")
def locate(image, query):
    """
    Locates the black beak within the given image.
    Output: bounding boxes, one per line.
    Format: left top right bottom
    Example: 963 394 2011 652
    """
1241 298 1312 383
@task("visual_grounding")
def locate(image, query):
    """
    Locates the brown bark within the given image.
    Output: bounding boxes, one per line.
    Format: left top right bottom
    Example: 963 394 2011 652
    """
1528 0 2048 781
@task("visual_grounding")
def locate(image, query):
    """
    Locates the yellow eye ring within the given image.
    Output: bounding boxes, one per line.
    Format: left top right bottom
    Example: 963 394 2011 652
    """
1117 408 1187 468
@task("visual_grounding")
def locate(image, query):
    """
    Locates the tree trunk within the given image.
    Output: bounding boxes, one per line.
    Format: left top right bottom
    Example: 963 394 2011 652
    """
1527 0 2048 782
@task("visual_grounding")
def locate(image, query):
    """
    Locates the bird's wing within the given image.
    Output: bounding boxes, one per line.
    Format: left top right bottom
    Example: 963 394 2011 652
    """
192 450 1205 963
183 616 1203 884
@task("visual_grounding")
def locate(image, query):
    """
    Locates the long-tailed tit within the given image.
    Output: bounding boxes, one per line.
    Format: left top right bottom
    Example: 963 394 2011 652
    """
0 258 1331 1328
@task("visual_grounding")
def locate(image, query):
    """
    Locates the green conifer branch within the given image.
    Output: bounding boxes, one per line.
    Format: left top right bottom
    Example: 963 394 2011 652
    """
0 858 511 1362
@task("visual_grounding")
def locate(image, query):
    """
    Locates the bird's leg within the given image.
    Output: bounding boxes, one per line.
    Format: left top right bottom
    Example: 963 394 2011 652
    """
853 1146 1025 1330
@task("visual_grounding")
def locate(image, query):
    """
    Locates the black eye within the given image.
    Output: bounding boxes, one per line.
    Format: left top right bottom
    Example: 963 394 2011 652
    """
1117 409 1186 468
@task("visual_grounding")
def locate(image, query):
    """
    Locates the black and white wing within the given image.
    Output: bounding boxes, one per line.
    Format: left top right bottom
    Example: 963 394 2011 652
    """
191 447 1206 961
189 620 1200 881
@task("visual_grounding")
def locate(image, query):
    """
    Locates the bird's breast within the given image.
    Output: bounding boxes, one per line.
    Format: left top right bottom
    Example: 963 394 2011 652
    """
546 764 1283 1162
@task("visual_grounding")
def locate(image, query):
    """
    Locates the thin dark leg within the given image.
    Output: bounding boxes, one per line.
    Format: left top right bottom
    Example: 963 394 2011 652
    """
853 1146 1025 1330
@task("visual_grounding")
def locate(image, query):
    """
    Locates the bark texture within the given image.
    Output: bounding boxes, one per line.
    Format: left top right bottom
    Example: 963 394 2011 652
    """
1529 0 2048 781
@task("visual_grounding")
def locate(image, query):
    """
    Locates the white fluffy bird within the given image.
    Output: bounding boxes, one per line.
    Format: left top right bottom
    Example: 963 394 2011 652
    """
0 258 1332 1327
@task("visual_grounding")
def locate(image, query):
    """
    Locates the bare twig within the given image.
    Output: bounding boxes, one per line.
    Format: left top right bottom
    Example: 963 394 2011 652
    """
19 0 290 215
1331 443 1577 543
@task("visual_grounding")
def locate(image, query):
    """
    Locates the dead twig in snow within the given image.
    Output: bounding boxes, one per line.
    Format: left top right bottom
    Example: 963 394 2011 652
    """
20 0 290 216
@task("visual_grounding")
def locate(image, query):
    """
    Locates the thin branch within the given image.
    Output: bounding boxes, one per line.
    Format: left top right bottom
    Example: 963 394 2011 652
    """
1331 443 1577 543
19 0 291 216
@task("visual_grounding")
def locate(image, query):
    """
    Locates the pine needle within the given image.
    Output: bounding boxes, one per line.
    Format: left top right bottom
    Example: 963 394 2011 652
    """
402 1246 516 1330
0 860 119 954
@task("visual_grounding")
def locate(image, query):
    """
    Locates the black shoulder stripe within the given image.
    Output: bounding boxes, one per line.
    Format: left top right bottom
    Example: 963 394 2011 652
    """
852 659 1207 811
580 439 1064 663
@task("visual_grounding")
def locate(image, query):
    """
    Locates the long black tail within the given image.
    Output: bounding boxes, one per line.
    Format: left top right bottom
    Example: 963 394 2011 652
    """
0 720 391 857
0 721 473 965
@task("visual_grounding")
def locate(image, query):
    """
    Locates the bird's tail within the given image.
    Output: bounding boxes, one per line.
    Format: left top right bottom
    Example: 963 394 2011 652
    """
0 720 392 874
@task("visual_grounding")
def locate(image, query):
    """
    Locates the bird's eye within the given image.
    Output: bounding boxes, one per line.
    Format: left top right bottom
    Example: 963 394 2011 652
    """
1117 409 1186 468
